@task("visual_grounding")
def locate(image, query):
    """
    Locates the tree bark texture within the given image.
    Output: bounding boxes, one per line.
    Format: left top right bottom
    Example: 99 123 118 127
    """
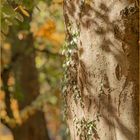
63 0 139 140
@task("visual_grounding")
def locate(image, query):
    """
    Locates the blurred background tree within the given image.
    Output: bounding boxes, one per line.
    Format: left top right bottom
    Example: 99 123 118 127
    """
0 0 68 140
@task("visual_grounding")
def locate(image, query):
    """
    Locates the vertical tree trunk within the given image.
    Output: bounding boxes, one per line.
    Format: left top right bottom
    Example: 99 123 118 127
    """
63 0 139 140
12 34 50 140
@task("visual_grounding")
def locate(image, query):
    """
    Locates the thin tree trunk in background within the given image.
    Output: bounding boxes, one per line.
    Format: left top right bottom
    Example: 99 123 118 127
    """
12 34 50 140
63 0 139 140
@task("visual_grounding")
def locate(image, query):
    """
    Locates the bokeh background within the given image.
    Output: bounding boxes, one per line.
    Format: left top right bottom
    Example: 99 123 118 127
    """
0 0 68 140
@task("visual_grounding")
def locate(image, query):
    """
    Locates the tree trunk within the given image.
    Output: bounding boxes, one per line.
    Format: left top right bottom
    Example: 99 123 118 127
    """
12 34 50 140
63 0 139 140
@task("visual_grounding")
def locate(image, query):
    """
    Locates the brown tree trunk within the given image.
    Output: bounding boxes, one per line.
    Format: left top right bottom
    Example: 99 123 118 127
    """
12 34 50 140
63 0 139 140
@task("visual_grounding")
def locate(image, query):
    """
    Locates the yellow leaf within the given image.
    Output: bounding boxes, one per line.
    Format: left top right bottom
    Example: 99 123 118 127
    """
19 6 30 17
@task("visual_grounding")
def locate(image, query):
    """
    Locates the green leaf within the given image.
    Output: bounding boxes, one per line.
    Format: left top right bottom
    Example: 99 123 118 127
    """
19 6 30 17
15 12 24 22
1 21 9 34
48 96 57 105
2 4 15 17
5 19 13 26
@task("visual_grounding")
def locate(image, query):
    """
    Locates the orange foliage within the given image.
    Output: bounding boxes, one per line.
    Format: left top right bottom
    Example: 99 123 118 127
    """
35 20 65 47
0 90 5 101
36 20 56 36
10 98 22 124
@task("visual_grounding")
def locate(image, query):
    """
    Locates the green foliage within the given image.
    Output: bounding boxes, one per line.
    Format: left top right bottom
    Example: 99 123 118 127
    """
74 117 97 140
1 0 67 139
1 1 23 35
1 2 18 34
62 24 84 119
0 0 44 36
62 3 98 139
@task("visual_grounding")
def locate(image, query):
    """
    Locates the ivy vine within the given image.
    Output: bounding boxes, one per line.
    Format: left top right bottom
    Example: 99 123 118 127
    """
62 1 98 139
73 116 97 140
62 23 84 118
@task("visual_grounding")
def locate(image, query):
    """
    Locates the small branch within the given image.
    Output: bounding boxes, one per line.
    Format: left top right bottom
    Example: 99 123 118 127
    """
34 48 63 57
1 93 48 128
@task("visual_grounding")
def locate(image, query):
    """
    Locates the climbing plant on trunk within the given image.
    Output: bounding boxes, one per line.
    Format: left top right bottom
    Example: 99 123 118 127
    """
62 0 139 140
